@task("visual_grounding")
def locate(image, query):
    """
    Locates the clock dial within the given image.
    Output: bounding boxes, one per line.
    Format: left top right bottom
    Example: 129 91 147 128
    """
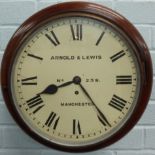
11 16 140 146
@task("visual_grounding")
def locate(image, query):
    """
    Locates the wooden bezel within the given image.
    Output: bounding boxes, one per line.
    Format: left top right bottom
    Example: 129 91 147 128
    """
0 1 153 152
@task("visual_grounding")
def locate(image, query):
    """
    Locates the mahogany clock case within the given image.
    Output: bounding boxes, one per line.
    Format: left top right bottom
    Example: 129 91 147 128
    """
0 1 153 152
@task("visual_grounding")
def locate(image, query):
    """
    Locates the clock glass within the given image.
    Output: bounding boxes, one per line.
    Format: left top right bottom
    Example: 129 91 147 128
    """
10 16 140 147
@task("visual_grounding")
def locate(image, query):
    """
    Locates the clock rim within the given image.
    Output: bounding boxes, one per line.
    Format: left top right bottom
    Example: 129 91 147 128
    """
0 1 153 152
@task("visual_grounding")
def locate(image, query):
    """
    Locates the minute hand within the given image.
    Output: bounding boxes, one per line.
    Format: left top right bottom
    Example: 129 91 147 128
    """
78 83 111 127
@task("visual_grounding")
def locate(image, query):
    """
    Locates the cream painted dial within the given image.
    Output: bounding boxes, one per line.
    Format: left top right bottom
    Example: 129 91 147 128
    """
11 16 140 146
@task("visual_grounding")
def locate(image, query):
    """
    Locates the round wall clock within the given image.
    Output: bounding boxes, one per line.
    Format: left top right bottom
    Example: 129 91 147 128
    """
1 1 153 152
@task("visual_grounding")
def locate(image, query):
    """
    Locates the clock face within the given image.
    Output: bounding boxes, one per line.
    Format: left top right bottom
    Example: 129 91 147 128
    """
10 16 140 147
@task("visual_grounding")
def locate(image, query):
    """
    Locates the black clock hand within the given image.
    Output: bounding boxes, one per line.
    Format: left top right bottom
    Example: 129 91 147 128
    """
74 76 111 127
39 80 73 95
58 81 73 88
79 83 111 127
39 76 82 95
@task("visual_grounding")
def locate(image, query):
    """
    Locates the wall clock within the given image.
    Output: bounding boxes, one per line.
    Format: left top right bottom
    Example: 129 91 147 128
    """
1 1 153 152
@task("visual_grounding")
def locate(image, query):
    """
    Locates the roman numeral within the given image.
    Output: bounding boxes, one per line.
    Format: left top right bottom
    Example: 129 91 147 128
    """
33 105 44 114
26 95 44 114
116 75 132 84
70 24 82 41
45 112 60 129
110 50 125 62
27 53 43 60
21 76 37 85
45 31 60 46
109 94 127 111
96 31 105 46
73 119 81 135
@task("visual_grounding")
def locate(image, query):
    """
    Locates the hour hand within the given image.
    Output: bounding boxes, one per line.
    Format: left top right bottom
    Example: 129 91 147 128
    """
39 84 58 95
39 80 73 95
58 81 73 88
